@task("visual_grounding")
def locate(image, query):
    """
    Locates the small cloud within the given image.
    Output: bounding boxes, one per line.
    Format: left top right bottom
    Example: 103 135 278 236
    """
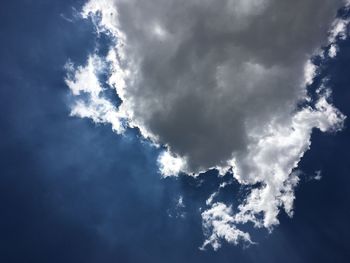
157 151 187 178
200 202 254 251
167 196 186 219
314 170 322 181
60 13 74 23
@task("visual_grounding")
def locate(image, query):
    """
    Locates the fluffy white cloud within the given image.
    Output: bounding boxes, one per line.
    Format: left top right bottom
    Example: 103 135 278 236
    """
200 89 345 249
65 55 126 134
157 150 186 177
66 0 349 250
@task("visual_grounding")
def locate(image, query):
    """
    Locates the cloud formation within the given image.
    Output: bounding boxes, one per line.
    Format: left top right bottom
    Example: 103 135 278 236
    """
65 0 349 249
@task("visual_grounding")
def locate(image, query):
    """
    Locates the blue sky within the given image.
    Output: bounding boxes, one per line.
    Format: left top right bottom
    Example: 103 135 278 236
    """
0 0 350 262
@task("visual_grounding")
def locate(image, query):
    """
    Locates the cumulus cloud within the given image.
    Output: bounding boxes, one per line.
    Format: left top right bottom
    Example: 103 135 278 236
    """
66 0 348 249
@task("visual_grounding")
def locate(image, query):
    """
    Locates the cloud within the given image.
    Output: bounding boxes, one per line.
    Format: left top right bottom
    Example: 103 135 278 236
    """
66 0 348 249
200 202 254 250
157 151 186 177
327 16 350 57
167 196 186 219
314 170 322 181
65 55 126 134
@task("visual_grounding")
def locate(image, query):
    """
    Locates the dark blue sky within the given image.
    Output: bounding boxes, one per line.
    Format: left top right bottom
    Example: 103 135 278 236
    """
0 1 350 262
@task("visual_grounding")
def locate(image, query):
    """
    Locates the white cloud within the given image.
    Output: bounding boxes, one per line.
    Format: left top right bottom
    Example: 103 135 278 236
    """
167 195 186 219
200 202 254 251
206 192 219 206
66 0 348 250
157 150 186 178
327 16 350 58
201 89 345 249
329 44 338 58
65 55 125 134
304 60 317 86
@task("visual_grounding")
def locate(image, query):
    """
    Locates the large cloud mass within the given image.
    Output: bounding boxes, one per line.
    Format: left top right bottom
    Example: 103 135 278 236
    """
65 0 349 250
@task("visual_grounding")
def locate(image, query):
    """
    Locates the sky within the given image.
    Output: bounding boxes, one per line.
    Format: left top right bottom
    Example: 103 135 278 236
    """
0 0 350 262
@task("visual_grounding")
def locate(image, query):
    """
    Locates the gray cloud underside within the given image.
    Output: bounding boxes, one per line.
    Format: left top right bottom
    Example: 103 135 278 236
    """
112 0 342 172
66 0 348 250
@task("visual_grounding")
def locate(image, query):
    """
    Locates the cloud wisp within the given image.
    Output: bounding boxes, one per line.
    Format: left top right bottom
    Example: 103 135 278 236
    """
65 0 349 250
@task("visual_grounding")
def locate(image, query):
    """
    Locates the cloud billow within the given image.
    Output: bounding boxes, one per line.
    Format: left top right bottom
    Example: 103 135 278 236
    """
65 0 349 250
